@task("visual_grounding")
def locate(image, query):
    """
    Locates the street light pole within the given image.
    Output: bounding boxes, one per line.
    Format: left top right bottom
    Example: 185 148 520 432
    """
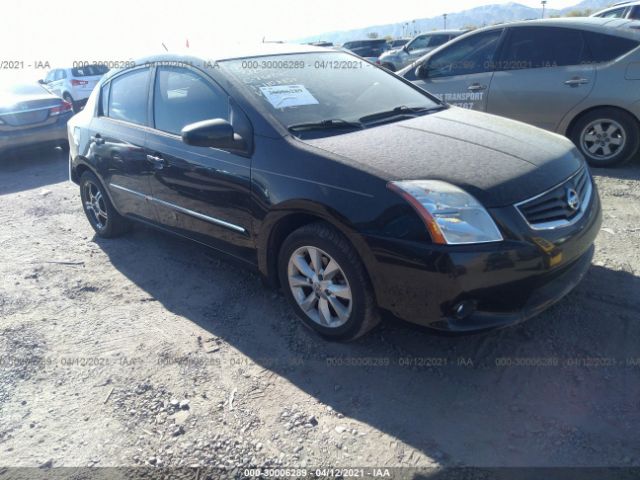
443 13 448 30
541 0 547 18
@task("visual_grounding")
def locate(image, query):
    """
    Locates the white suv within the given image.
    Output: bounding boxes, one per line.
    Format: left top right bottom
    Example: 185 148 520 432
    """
41 65 109 112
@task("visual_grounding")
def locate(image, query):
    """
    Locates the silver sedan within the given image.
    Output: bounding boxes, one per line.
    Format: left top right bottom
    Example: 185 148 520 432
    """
400 18 640 167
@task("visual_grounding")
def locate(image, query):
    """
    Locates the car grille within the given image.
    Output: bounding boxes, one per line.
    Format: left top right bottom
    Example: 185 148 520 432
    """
516 167 592 229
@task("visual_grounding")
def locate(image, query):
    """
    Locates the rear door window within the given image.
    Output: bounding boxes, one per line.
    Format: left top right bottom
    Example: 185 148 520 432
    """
584 31 640 62
107 68 150 125
499 27 587 70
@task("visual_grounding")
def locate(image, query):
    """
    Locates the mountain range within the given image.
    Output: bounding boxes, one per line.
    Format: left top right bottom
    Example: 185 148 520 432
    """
295 0 616 44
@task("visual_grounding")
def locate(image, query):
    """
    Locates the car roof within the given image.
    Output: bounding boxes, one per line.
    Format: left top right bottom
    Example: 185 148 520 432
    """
343 39 388 43
477 17 640 39
593 0 640 11
418 29 467 35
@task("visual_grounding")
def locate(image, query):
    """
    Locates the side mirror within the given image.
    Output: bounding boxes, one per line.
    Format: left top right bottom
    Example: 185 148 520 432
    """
38 79 46 84
402 45 409 53
415 63 429 79
181 119 243 150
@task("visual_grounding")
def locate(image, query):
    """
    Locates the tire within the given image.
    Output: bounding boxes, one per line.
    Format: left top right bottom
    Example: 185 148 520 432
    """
63 93 78 113
570 108 640 168
278 221 380 341
79 171 130 238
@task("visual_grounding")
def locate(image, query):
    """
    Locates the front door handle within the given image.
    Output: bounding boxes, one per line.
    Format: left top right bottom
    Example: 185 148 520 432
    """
146 154 166 170
467 83 487 92
564 77 589 87
90 134 105 145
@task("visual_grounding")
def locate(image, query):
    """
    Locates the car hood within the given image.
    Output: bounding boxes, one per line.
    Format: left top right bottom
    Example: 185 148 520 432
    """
299 107 583 207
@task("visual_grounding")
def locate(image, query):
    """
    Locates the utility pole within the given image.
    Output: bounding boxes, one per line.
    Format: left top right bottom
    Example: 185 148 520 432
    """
412 20 416 35
443 13 448 30
541 0 547 18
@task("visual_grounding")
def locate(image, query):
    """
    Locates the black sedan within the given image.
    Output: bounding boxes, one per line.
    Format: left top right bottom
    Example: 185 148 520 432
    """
0 81 73 154
67 45 601 341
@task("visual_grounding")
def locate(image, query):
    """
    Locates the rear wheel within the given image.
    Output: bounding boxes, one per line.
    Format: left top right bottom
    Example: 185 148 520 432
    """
278 222 380 341
79 171 130 238
571 108 640 167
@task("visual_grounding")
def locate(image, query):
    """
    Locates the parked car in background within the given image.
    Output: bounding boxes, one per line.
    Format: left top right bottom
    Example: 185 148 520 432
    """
41 65 109 113
68 46 601 340
308 41 334 47
0 80 72 155
341 39 390 62
401 18 640 167
388 38 411 48
591 1 640 19
378 30 466 71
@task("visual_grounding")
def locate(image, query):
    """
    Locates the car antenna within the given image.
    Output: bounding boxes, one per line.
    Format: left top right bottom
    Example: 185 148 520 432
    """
161 43 169 52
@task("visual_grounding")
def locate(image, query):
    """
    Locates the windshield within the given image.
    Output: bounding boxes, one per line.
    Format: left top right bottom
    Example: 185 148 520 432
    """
220 52 439 134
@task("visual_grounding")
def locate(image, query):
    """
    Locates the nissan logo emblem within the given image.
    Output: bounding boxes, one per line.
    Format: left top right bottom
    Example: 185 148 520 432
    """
566 188 580 212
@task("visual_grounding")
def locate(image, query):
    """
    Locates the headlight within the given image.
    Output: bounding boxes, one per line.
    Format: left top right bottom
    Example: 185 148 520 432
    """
388 180 503 245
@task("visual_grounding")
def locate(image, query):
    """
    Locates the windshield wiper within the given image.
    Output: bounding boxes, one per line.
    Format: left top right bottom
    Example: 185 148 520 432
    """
359 105 444 124
288 119 364 133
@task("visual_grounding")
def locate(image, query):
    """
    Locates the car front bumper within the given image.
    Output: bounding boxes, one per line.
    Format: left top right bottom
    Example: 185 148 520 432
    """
365 183 602 332
0 112 72 153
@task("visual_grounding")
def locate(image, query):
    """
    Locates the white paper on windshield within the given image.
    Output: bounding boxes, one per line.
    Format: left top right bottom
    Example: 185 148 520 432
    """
260 85 319 109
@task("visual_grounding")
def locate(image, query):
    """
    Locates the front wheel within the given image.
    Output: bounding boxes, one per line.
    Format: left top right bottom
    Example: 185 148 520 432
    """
571 108 640 167
79 171 130 238
278 222 380 341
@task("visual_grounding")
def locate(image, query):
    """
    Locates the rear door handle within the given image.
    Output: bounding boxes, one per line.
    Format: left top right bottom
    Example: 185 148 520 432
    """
146 154 166 170
90 134 105 145
564 77 589 87
467 83 487 92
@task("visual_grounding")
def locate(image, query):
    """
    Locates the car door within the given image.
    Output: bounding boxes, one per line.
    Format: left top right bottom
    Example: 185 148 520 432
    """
145 65 254 261
412 29 504 111
42 70 56 92
486 26 596 132
89 66 156 221
49 69 65 97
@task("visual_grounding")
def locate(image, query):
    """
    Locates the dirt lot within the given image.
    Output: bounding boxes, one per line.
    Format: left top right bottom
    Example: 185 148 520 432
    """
0 147 639 472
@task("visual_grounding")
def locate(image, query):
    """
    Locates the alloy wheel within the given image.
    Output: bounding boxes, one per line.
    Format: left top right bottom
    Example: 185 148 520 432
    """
83 181 108 230
287 246 353 328
580 119 626 162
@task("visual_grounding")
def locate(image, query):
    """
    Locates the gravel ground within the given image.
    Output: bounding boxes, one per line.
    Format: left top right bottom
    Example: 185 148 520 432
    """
0 147 639 472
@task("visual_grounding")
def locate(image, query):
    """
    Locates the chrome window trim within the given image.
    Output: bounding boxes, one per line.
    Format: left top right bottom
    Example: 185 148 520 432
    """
514 168 593 231
109 183 246 234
